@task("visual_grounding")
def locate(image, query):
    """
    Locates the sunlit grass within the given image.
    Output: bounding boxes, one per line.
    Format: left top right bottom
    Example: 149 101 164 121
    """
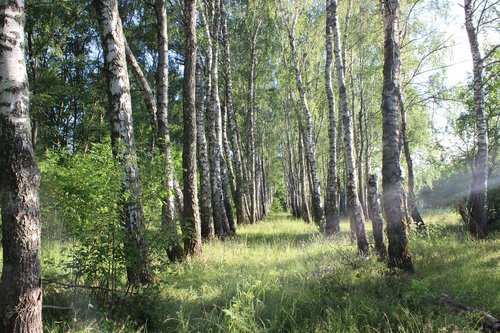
2 210 499 332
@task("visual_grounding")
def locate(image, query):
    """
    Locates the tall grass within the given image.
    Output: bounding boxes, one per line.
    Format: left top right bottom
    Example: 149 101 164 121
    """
6 210 500 332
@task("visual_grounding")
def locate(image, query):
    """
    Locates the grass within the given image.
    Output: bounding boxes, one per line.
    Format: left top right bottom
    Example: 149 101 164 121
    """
3 210 500 332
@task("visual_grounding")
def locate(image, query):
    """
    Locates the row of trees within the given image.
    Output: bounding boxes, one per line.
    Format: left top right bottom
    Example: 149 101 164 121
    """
1 0 497 331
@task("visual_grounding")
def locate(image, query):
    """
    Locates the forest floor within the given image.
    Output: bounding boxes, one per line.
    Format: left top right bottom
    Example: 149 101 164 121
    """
31 210 500 331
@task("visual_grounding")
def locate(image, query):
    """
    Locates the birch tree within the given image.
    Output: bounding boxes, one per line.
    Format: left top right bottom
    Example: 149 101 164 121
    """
331 0 369 254
93 0 152 284
0 1 43 330
381 0 413 271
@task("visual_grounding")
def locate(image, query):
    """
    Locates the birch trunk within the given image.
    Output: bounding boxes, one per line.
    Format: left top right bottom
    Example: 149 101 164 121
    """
94 0 152 284
222 2 249 225
207 0 229 236
367 175 388 259
381 0 413 271
324 0 341 235
196 52 215 239
124 41 157 153
0 1 43 330
182 0 202 255
331 0 369 254
464 0 488 237
155 0 184 261
288 24 325 227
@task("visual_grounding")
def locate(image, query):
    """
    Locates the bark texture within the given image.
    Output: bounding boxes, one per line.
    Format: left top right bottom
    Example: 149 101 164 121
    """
155 0 184 260
182 0 202 255
381 0 413 272
196 52 215 239
463 0 489 237
288 22 325 227
94 0 152 284
324 0 341 235
0 1 43 331
367 175 388 259
331 0 369 254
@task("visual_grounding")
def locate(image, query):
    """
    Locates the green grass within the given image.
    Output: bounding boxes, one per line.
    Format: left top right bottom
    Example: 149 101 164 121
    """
4 210 500 332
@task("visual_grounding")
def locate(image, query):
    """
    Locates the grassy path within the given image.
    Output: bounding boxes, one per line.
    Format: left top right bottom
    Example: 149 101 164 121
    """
43 211 499 332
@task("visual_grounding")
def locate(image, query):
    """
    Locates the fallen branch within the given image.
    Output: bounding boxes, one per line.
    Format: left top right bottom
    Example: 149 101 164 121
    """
441 293 500 332
43 305 73 310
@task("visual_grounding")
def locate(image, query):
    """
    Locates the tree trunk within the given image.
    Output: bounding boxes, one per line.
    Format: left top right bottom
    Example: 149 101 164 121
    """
124 40 157 154
182 0 202 255
0 1 43 330
331 0 369 254
155 0 184 261
367 175 388 259
288 23 325 227
324 0 341 235
94 0 152 285
196 52 215 240
464 0 488 237
247 17 261 225
207 0 229 237
381 0 413 272
400 96 425 230
222 1 248 226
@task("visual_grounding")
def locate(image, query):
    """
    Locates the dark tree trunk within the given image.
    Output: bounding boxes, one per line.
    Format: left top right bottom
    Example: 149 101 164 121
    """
182 0 202 255
367 175 388 259
196 52 215 239
0 1 43 331
381 0 413 272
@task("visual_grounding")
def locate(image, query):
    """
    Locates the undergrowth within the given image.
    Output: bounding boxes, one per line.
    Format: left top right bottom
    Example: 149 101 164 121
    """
9 210 500 332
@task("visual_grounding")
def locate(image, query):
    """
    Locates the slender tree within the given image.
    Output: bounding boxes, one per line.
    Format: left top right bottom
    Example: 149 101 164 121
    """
288 18 325 227
94 0 152 284
462 0 489 237
367 175 388 259
331 0 369 254
182 0 202 255
0 1 43 330
154 0 185 260
324 0 341 235
381 0 413 271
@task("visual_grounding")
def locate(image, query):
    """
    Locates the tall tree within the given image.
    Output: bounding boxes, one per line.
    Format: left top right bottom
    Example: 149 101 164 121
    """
324 0 340 235
287 18 325 227
0 1 43 331
155 0 184 260
461 0 489 237
94 0 152 284
182 0 202 254
331 0 369 254
381 0 413 271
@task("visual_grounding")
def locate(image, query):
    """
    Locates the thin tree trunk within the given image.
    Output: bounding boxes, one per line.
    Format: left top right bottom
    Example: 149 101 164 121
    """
222 1 248 225
464 0 488 237
324 0 341 235
399 96 425 229
124 40 158 154
247 17 261 225
207 0 229 237
155 0 184 261
331 0 369 254
288 22 325 227
196 52 215 239
367 175 388 259
0 1 43 330
94 0 152 284
182 0 202 255
381 0 413 272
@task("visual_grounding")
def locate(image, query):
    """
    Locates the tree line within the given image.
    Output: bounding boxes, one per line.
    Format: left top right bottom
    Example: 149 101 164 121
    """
1 0 497 331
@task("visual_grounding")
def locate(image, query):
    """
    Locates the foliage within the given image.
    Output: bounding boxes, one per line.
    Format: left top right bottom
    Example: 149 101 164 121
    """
40 212 499 332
